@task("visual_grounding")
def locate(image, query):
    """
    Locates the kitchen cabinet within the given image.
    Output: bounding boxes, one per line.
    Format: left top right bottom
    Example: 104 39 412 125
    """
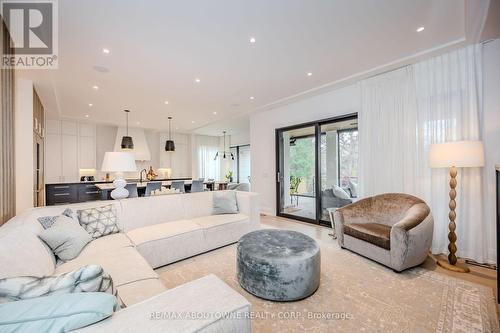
45 120 96 183
78 123 96 169
160 133 191 177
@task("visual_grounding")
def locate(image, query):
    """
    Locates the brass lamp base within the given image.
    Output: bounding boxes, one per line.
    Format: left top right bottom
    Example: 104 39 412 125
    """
436 259 470 273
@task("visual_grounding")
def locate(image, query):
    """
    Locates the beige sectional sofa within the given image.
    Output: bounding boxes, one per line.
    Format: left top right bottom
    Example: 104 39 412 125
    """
0 190 259 332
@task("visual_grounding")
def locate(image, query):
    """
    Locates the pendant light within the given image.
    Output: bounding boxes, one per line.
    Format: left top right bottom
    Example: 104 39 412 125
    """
165 116 175 152
121 110 134 150
214 130 234 160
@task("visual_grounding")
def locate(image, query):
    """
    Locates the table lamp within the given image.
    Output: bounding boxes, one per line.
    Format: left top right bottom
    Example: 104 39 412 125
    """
429 140 484 273
101 152 137 199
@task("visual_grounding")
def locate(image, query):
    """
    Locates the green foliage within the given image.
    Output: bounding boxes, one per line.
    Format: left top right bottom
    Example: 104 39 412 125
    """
289 137 315 191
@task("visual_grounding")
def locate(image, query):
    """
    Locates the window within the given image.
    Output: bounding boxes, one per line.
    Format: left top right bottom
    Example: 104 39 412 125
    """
230 145 251 183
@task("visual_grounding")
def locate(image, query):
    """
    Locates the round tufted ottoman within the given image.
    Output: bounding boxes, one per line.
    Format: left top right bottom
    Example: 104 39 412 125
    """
237 229 321 301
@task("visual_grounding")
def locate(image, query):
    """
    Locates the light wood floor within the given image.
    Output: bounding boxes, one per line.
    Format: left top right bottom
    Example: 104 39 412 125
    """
261 214 499 313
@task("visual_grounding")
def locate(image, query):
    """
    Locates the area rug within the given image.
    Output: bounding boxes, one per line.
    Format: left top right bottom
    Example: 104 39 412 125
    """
156 233 499 333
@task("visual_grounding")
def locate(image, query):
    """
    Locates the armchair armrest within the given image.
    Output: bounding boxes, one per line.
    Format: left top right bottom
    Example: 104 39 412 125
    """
75 274 252 333
392 203 430 231
390 207 434 272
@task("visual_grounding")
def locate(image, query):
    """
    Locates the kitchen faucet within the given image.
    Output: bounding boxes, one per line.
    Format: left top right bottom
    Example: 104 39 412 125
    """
139 168 147 184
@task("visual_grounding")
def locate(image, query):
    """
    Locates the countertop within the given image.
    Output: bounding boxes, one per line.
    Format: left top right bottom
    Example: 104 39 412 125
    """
45 177 194 186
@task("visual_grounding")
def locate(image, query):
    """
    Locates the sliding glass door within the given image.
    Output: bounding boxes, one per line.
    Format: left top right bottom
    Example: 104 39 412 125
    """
276 114 358 225
277 125 317 221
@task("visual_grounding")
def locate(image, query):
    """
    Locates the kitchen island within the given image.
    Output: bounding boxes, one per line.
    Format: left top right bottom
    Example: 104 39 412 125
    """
44 178 210 206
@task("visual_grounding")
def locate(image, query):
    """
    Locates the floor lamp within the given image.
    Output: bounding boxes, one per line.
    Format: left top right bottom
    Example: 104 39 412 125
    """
429 140 484 273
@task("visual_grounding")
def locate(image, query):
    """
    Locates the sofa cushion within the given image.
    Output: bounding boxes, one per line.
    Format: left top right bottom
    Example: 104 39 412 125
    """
116 278 166 306
190 213 248 229
38 216 93 262
0 229 55 279
126 220 201 245
0 292 118 332
78 204 120 239
126 220 205 268
55 246 158 288
75 233 133 257
212 191 239 214
344 223 391 250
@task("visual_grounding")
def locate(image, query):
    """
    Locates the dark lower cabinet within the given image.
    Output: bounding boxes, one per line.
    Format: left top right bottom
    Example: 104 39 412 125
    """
46 183 102 206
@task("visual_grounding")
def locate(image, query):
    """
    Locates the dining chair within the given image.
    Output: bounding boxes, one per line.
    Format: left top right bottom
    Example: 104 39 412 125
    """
171 180 185 193
190 180 204 193
125 183 138 198
145 182 162 196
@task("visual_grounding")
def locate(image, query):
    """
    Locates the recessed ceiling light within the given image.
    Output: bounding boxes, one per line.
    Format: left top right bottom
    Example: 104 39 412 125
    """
92 85 99 90
88 103 93 107
417 26 425 32
213 111 217 115
136 121 140 125
102 48 110 54
175 127 179 130
164 101 169 105
249 96 255 100
191 120 195 124
249 37 256 43
307 72 312 77
195 78 201 83
85 114 89 118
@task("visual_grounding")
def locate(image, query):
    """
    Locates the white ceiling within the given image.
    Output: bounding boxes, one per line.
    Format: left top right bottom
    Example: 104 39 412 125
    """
20 0 489 135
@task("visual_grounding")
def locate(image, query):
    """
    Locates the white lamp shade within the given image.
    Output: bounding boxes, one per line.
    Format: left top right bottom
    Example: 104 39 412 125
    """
101 152 137 172
429 140 485 168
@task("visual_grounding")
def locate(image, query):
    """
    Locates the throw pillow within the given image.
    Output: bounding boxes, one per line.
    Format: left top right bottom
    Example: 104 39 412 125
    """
38 215 92 261
77 204 120 239
348 180 358 198
0 292 118 332
213 191 239 214
0 265 116 303
332 185 350 199
37 208 78 229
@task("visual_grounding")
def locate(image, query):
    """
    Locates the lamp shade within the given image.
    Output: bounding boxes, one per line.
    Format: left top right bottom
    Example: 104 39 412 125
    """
101 152 137 172
429 140 485 168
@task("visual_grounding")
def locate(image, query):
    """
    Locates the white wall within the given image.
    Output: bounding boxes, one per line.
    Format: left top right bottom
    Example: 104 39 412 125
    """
250 84 361 214
14 78 34 214
482 38 500 261
251 39 500 218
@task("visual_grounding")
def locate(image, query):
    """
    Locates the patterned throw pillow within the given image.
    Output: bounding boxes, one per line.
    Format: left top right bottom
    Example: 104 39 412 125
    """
0 265 116 303
37 208 78 229
77 204 120 239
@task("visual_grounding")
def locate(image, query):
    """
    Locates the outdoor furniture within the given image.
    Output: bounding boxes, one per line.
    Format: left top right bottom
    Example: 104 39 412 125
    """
334 193 434 272
237 229 321 301
326 207 338 239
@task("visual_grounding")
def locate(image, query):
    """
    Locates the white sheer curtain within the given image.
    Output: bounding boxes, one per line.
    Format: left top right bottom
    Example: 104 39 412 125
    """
359 44 492 263
191 135 220 181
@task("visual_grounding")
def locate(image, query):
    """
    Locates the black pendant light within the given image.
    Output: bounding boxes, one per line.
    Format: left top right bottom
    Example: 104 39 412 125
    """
121 110 134 150
214 130 234 160
165 116 175 152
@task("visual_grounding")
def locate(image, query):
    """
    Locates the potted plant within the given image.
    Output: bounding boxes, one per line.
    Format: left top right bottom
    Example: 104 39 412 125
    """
225 171 234 183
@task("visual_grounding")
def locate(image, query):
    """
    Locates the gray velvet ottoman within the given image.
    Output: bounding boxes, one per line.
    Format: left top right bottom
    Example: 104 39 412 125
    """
237 229 321 301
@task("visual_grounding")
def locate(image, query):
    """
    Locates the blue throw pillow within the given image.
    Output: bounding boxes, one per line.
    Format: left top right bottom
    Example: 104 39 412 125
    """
0 292 118 332
212 191 239 214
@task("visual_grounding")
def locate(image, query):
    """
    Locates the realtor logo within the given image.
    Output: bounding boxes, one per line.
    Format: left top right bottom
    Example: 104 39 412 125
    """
1 0 58 69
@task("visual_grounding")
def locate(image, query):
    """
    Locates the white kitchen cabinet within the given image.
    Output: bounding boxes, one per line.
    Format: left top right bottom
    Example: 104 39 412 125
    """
44 120 96 183
78 123 96 169
45 133 62 183
159 132 191 177
62 133 78 182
